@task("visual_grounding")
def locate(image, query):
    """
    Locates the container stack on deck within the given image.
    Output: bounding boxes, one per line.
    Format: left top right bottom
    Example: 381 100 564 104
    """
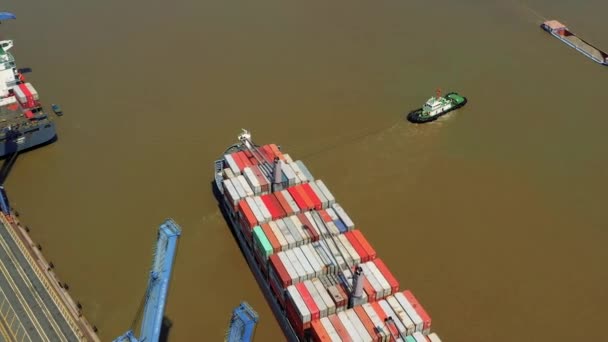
219 144 444 341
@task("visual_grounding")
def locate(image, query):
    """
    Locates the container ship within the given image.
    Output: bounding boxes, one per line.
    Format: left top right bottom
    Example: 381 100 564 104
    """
540 20 608 66
0 39 56 157
214 130 443 342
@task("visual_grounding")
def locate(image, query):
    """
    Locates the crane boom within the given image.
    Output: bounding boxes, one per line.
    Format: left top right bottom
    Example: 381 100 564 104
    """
225 302 258 342
114 219 182 342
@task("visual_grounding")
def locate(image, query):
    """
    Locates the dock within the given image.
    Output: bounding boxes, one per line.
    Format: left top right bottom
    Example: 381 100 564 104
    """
0 212 100 342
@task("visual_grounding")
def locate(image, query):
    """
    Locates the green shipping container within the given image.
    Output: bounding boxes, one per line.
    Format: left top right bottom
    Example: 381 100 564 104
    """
405 336 417 342
253 226 273 259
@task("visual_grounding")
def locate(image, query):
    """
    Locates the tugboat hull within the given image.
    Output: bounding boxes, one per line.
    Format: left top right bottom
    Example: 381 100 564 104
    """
406 93 467 124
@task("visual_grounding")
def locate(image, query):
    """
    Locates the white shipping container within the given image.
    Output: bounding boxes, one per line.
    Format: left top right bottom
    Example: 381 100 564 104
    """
412 332 427 342
12 85 26 104
326 221 341 236
288 161 308 184
333 237 353 267
268 222 288 251
360 263 383 301
337 234 361 264
337 311 363 341
314 180 336 206
275 220 296 250
283 153 294 164
0 96 16 107
312 279 336 316
277 252 298 285
309 211 330 238
290 215 311 244
280 190 300 214
237 175 254 197
230 178 247 199
394 292 424 333
325 208 339 222
427 332 442 342
287 285 311 323
295 160 315 181
305 212 323 238
309 182 328 208
24 83 39 100
281 162 298 186
319 317 341 342
283 217 304 246
345 309 373 342
222 179 240 206
378 300 407 336
285 249 307 283
245 197 265 225
224 154 240 175
254 196 272 223
332 203 355 230
366 261 392 298
306 244 327 275
362 303 391 342
293 247 314 280
300 245 322 277
304 280 327 318
311 242 335 274
222 167 235 179
243 167 261 194
387 295 415 335
321 238 346 270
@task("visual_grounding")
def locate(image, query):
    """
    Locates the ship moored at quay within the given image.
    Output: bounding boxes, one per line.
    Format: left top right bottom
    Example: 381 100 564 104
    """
0 39 57 157
214 130 443 342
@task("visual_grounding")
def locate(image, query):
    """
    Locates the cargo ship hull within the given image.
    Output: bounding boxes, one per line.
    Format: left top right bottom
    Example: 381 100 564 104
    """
0 121 56 158
541 21 608 66
212 181 301 342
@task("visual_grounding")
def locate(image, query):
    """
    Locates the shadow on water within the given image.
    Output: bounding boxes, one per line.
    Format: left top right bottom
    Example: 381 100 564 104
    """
159 316 173 342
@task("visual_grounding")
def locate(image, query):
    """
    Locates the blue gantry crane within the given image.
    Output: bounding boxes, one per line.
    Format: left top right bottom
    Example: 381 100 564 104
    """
114 219 182 342
225 302 259 342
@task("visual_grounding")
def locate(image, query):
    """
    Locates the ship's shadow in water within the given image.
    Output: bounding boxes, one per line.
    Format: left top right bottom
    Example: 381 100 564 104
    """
159 316 173 342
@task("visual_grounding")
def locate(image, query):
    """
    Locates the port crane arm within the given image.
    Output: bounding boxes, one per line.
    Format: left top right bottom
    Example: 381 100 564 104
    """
225 302 259 342
114 219 182 342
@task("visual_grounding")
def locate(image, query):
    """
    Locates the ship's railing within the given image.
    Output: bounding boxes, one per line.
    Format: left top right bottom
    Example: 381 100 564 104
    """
0 286 32 342
0 213 88 341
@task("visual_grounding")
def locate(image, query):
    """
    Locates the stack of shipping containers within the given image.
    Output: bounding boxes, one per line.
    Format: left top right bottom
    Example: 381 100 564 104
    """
219 144 442 342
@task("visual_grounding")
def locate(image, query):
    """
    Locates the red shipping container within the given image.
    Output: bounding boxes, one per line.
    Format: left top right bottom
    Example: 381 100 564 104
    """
403 290 432 334
238 200 258 229
301 183 323 210
231 152 247 171
362 276 377 302
345 231 370 262
318 209 333 223
297 213 319 242
23 110 35 119
237 151 253 168
287 186 308 211
370 302 398 341
273 192 294 216
261 194 282 220
373 259 399 294
351 230 377 261
269 143 286 161
354 306 381 342
269 254 291 287
328 315 352 342
251 165 270 193
261 145 275 163
296 282 320 321
286 296 305 336
261 223 281 253
267 194 286 218
311 319 330 342
295 185 315 211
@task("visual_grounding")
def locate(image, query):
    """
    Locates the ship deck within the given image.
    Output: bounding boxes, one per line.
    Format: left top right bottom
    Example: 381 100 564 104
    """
0 103 50 133
0 213 100 342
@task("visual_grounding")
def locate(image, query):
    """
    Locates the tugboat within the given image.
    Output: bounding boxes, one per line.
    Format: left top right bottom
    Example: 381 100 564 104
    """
51 104 62 116
406 88 467 123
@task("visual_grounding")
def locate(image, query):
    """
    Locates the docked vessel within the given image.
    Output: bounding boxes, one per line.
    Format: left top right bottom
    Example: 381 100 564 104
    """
407 89 467 124
214 130 444 342
540 20 608 66
0 39 56 157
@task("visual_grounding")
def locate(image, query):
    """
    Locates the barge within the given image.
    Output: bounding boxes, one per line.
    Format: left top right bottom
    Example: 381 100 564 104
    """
540 20 608 66
213 130 444 342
